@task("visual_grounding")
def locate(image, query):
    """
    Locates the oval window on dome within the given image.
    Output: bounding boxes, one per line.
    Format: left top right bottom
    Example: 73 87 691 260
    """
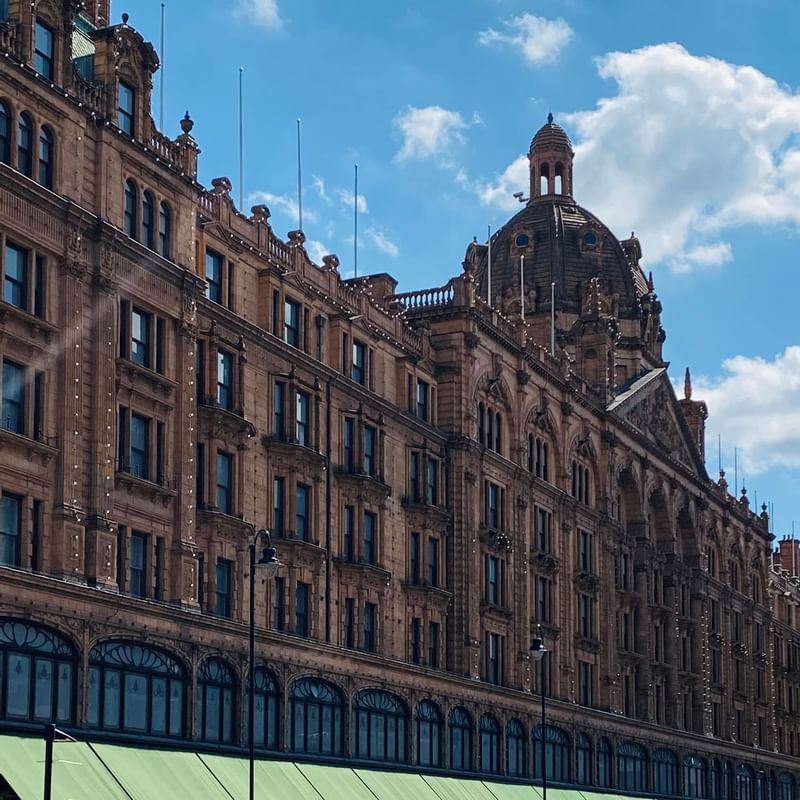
515 233 530 249
583 231 597 247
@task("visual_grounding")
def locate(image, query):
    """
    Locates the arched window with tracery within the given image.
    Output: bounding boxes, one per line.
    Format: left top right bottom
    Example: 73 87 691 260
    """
290 677 344 756
618 741 648 793
17 113 32 177
159 201 171 259
706 543 718 578
533 724 571 783
476 394 504 455
684 754 709 798
142 190 155 249
729 557 741 593
479 713 500 774
0 619 75 725
353 689 408 763
124 179 138 239
737 764 755 800
449 706 473 771
597 737 612 788
87 640 185 737
576 733 592 785
0 101 9 164
195 657 236 744
571 458 592 505
248 666 280 751
653 748 678 796
416 699 442 767
528 433 550 481
507 719 526 778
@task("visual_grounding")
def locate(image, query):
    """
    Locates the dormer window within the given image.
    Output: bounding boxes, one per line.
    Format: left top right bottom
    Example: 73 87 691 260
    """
118 82 135 136
34 21 54 81
515 233 529 249
583 231 597 247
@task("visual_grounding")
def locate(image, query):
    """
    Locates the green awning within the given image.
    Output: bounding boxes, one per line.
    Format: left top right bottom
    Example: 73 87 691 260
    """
421 774 504 800
356 768 444 800
200 754 323 800
296 763 378 800
91 743 233 800
579 792 631 800
481 779 543 799
0 736 130 800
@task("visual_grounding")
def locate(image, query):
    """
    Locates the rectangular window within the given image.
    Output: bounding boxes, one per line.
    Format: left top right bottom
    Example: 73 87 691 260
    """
295 483 310 542
578 593 594 639
410 617 421 664
427 537 439 587
2 360 25 435
4 243 28 310
130 413 150 480
296 391 309 446
217 350 233 410
486 556 502 606
273 577 285 632
272 477 285 536
428 621 440 669
129 532 147 598
363 425 376 477
31 499 42 572
536 507 551 552
118 81 135 136
363 602 377 653
33 255 44 319
579 661 594 707
343 505 355 562
130 308 151 368
363 511 377 565
34 21 54 80
0 491 21 567
578 529 593 572
273 381 285 439
295 582 310 637
216 451 233 514
343 417 355 471
205 249 223 303
352 340 366 385
344 598 356 649
154 537 164 600
284 299 300 347
486 632 503 685
536 576 551 623
485 482 504 529
409 451 421 501
416 378 429 421
215 559 232 618
196 444 205 508
426 458 438 506
409 531 421 584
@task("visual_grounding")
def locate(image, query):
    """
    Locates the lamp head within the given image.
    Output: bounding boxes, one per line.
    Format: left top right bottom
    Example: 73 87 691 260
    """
530 636 547 661
256 546 280 579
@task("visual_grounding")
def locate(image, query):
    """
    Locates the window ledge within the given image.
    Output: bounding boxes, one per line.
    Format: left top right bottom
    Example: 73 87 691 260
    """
335 559 391 591
115 471 177 504
479 526 512 553
575 635 602 654
480 601 513 622
333 466 391 495
400 496 450 520
198 402 256 443
531 551 560 575
271 536 327 569
0 426 58 464
261 435 324 462
0 300 58 345
116 357 177 401
197 507 251 535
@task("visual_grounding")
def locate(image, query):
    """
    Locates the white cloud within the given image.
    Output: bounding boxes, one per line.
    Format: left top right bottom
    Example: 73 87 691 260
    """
312 175 330 204
248 191 317 226
337 189 369 214
365 227 399 258
394 106 473 163
694 347 800 475
236 0 281 30
478 13 573 66
305 239 330 265
478 44 800 271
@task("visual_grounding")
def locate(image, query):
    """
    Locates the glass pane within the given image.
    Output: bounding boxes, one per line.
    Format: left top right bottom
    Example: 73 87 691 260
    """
87 667 100 726
222 688 233 743
7 653 30 718
151 677 166 735
104 669 120 729
123 672 148 732
254 693 265 746
169 680 183 737
204 685 220 741
308 702 320 753
33 658 53 720
358 710 368 757
293 702 304 752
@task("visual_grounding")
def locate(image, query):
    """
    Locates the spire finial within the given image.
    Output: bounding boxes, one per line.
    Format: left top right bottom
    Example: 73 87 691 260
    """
547 112 554 125
684 367 692 401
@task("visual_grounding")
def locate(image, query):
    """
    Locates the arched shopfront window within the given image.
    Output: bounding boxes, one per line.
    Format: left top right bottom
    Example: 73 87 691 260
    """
353 689 408 763
737 764 755 800
195 657 236 744
289 677 344 757
684 754 709 799
597 737 613 788
618 741 648 793
0 619 75 725
479 713 501 774
449 707 472 771
506 719 526 778
416 699 442 768
576 733 592 786
88 640 185 737
248 666 280 751
653 748 678 796
777 772 795 800
533 725 571 783
755 770 769 800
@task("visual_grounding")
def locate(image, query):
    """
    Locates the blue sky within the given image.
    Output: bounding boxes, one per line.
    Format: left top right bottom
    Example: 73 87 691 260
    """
128 0 800 534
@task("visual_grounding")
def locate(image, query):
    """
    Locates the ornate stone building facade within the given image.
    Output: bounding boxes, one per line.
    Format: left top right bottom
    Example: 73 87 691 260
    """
0 2 798 798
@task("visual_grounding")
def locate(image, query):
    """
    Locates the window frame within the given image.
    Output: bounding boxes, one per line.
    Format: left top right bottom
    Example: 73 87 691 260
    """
118 81 135 136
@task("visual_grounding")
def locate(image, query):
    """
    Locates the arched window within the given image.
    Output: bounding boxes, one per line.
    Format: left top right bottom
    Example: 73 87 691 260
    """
755 770 769 800
0 619 75 725
353 689 408 763
528 434 550 481
723 761 735 800
729 559 741 592
618 741 648 792
124 180 138 239
17 113 32 177
38 126 53 189
653 748 678 796
539 162 550 195
249 666 280 751
576 733 592 786
684 755 709 799
479 713 500 774
506 719 526 778
142 191 155 249
449 706 472 771
87 640 185 737
0 101 9 164
706 545 717 578
752 573 762 605
533 725 571 783
478 402 485 445
416 699 442 768
777 772 795 800
737 764 755 800
290 677 344 756
195 657 236 744
476 400 503 454
158 202 171 259
571 459 591 505
710 759 722 800
597 737 612 788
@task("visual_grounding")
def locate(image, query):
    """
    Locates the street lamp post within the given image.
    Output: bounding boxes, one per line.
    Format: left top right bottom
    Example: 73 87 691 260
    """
530 633 549 800
248 529 280 800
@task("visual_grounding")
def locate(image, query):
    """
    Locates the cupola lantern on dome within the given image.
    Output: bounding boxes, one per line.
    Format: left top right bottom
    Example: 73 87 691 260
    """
528 113 574 201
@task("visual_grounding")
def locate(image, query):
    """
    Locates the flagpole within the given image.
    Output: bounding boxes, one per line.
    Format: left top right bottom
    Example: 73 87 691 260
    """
159 3 165 130
487 224 492 305
238 67 244 211
520 255 525 318
297 118 303 232
550 282 556 355
354 163 359 278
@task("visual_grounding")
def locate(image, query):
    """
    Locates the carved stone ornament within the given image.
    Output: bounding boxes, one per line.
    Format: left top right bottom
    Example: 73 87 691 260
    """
536 552 560 575
481 528 513 553
576 571 601 594
624 384 691 467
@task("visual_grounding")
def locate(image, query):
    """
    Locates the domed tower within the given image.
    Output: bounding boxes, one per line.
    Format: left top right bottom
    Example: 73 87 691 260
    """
528 113 574 201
